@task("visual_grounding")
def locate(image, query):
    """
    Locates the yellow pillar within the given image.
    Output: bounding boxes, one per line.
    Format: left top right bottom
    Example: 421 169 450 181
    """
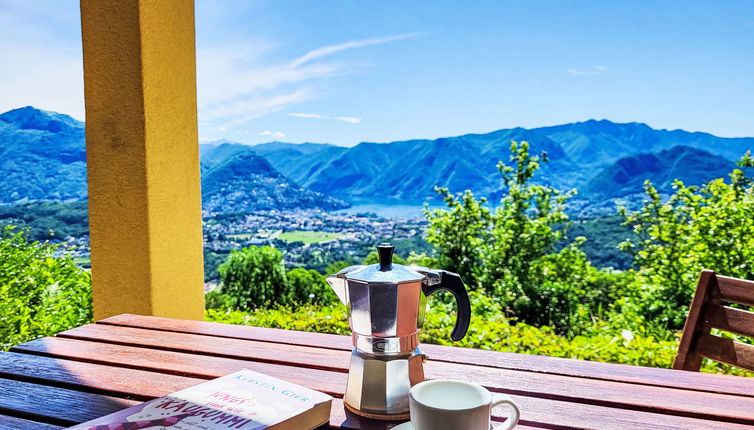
81 0 205 320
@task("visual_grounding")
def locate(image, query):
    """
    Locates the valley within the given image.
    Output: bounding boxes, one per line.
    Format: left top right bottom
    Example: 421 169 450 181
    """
0 106 750 278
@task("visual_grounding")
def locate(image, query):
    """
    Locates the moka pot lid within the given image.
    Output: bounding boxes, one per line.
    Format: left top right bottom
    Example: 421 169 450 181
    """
340 243 424 284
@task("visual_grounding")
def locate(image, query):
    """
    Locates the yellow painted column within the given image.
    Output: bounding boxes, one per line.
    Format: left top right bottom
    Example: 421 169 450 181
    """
80 0 205 319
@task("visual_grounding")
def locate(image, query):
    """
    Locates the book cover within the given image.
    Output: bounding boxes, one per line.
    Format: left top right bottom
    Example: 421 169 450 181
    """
67 369 333 430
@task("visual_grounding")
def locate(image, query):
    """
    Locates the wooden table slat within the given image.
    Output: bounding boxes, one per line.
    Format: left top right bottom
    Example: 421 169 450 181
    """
0 377 138 427
0 413 63 430
0 351 205 400
47 323 754 425
11 338 348 398
99 313 754 397
2 314 753 430
3 350 751 430
58 323 351 372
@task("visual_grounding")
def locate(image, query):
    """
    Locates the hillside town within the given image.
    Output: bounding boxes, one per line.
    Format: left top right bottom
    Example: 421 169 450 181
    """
202 209 428 267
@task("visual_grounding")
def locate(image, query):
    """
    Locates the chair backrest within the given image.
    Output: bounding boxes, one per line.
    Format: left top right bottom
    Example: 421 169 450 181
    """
674 270 754 372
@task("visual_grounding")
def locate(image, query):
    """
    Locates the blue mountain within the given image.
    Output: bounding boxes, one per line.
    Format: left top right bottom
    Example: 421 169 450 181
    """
0 106 86 202
584 146 741 199
2 107 752 210
201 145 349 212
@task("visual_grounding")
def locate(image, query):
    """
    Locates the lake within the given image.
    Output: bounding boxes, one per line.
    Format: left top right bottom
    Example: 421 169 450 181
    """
332 198 446 219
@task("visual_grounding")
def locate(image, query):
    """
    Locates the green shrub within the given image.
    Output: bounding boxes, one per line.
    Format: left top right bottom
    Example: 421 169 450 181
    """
209 246 340 310
286 267 339 305
619 153 754 330
0 226 92 350
217 246 290 310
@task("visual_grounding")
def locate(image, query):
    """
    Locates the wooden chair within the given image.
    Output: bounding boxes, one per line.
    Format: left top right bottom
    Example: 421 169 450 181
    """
674 270 754 372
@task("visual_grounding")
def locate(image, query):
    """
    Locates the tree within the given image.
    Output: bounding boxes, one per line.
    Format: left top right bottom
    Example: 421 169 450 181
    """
424 190 490 288
0 226 91 350
619 153 754 329
424 141 614 332
480 141 574 301
218 246 289 310
286 268 339 305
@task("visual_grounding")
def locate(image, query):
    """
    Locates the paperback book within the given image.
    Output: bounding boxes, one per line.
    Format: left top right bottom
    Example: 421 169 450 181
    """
67 369 332 430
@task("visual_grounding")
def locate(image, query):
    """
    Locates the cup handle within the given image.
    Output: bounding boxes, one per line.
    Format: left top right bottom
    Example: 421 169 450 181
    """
490 393 520 430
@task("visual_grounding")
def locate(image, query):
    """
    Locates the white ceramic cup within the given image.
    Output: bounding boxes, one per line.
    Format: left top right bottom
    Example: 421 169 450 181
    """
408 379 520 430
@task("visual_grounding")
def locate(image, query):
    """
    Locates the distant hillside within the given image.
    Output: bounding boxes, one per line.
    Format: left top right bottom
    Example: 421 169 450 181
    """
0 108 347 213
0 106 87 202
536 119 753 167
585 146 738 199
252 122 752 203
255 128 579 202
3 106 753 212
201 146 349 213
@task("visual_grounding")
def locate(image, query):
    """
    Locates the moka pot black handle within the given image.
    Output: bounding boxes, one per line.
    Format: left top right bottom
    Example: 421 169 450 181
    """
421 270 471 342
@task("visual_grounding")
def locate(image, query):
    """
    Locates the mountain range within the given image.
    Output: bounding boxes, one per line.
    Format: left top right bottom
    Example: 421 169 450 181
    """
201 120 753 206
1 106 752 214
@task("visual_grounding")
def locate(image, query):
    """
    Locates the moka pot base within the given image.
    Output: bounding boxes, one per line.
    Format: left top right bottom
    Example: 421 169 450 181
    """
342 347 426 419
344 401 411 421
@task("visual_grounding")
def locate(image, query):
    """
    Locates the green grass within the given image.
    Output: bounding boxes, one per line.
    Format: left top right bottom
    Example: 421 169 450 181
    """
73 256 91 268
227 233 254 240
278 230 343 244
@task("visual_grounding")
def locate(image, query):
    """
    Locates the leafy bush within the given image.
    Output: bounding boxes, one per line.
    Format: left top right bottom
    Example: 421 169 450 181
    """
286 268 338 305
619 152 754 330
0 201 88 241
217 246 290 310
0 226 92 350
425 142 622 333
210 246 340 310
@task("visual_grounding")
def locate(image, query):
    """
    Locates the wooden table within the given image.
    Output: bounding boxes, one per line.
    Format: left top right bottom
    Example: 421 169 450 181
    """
1 314 754 429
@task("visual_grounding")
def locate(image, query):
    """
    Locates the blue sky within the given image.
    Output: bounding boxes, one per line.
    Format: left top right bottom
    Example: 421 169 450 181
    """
1 1 753 146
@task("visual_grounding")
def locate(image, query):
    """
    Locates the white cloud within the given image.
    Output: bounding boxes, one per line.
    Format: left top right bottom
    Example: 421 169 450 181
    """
288 112 327 119
201 90 311 125
335 116 362 124
0 1 404 131
595 65 608 72
567 68 586 76
259 130 286 138
289 33 417 68
288 112 362 124
198 33 415 130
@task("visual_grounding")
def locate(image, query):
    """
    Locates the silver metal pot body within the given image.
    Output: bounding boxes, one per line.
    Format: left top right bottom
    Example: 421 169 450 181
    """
326 244 471 417
346 278 426 355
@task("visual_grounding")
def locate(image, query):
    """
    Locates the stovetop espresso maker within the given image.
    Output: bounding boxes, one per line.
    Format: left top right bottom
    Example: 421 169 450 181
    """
327 243 471 419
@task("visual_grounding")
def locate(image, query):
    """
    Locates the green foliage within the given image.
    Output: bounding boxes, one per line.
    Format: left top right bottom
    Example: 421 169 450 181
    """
0 201 88 241
565 216 634 270
619 159 754 330
286 268 338 305
217 246 290 310
203 249 229 282
203 145 754 376
210 246 340 310
425 141 613 332
481 142 574 302
424 189 490 287
0 226 91 350
325 260 354 275
205 289 233 310
391 237 434 260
